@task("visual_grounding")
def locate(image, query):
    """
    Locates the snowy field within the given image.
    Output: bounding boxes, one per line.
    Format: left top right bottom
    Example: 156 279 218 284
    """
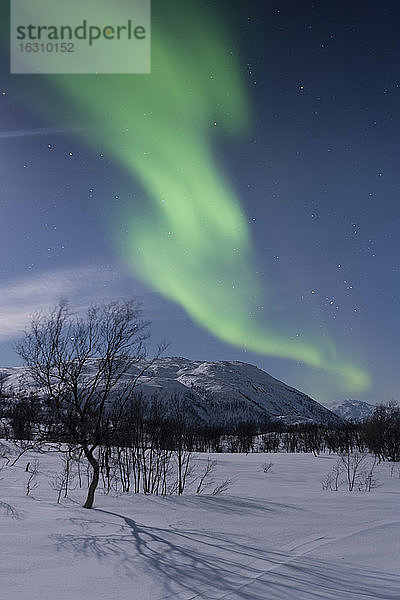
1 448 399 600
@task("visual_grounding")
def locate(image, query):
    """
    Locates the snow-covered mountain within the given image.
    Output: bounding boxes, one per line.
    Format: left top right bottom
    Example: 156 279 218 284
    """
0 357 342 428
326 399 376 422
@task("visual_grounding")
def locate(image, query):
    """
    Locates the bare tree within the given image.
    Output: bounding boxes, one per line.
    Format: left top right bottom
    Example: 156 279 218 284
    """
363 401 400 463
321 458 343 491
25 459 40 496
15 299 162 509
195 458 217 494
339 449 376 492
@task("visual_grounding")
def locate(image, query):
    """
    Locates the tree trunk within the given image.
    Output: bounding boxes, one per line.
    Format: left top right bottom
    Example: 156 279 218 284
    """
82 445 100 509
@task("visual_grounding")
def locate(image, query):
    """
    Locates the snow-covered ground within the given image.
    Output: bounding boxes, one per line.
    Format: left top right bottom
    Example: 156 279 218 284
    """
1 448 399 599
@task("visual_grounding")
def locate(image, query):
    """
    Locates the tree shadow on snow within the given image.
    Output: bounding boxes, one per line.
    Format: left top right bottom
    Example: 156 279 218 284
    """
0 500 21 519
52 508 400 600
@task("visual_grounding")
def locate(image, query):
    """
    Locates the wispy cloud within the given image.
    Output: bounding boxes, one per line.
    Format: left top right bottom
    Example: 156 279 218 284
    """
0 264 142 341
0 262 187 346
0 126 82 140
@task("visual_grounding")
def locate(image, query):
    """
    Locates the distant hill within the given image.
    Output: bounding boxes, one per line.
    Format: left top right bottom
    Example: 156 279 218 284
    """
0 357 342 428
326 399 376 423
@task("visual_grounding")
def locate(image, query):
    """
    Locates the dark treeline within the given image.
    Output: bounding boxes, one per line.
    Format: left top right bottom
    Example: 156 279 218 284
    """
0 390 205 498
1 386 399 464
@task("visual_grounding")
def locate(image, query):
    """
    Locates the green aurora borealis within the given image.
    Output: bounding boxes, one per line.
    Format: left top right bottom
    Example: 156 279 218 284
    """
20 1 370 394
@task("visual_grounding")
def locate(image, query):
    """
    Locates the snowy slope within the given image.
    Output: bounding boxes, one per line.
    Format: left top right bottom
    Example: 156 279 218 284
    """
1 447 399 600
327 399 376 422
1 358 341 428
133 358 343 426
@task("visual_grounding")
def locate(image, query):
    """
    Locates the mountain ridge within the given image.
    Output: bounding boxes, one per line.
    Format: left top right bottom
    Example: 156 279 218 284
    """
1 357 341 428
326 398 376 422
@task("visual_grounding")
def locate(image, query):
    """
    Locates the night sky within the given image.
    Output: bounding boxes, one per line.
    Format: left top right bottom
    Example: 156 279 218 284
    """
1 1 400 405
